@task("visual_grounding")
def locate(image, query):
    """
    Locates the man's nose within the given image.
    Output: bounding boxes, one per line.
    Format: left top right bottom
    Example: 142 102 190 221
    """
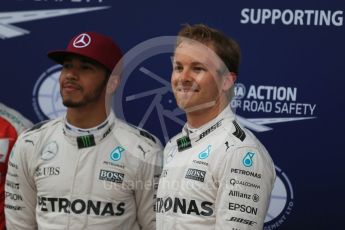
179 69 192 82
65 68 78 80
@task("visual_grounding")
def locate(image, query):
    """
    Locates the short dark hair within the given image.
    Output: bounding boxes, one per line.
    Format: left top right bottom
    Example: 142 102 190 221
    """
177 24 241 75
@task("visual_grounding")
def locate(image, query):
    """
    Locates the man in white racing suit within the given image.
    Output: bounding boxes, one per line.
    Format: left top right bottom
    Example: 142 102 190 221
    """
0 103 33 230
5 32 162 229
156 24 276 229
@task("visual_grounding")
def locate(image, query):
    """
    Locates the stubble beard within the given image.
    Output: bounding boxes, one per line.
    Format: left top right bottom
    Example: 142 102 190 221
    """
61 80 107 108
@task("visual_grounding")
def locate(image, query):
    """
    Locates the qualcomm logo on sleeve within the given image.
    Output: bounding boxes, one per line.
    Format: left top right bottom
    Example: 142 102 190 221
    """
32 65 66 120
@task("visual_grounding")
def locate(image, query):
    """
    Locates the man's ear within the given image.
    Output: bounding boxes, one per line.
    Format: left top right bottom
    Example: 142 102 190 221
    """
222 72 237 91
105 75 120 115
106 75 120 94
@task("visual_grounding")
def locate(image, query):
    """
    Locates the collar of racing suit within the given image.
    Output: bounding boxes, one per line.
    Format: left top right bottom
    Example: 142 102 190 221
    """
181 105 235 143
63 112 116 148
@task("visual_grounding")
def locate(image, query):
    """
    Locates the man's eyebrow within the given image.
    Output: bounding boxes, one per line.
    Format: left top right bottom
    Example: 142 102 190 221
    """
173 61 205 66
190 61 205 66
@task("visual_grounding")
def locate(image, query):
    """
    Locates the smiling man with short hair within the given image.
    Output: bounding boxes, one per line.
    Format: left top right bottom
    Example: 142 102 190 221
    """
156 24 276 230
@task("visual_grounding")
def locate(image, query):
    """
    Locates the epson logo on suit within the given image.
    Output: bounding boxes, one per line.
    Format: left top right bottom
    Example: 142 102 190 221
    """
99 169 124 184
185 168 206 182
229 202 258 215
5 192 22 201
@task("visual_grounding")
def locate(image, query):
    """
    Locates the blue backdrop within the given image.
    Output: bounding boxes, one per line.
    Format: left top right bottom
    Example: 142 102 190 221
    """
1 0 344 229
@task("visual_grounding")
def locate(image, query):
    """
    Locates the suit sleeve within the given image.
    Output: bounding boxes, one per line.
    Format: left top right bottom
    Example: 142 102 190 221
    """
5 135 37 229
214 146 276 230
135 143 163 230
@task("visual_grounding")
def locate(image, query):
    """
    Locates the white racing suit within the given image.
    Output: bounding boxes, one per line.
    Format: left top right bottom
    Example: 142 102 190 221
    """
156 106 276 230
0 103 33 230
5 112 162 230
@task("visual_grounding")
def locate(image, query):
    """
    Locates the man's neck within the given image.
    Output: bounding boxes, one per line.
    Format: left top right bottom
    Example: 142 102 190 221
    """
186 98 228 128
66 104 108 129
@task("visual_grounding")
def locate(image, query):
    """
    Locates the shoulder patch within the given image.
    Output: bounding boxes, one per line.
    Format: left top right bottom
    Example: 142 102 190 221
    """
26 120 49 133
139 130 156 143
177 136 192 152
232 121 246 141
118 120 159 146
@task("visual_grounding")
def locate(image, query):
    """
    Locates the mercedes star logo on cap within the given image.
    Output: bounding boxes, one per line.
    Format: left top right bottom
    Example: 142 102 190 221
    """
73 33 91 48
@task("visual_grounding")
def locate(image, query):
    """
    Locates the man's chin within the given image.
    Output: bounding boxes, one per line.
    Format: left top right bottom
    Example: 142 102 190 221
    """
178 101 216 113
62 100 83 108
